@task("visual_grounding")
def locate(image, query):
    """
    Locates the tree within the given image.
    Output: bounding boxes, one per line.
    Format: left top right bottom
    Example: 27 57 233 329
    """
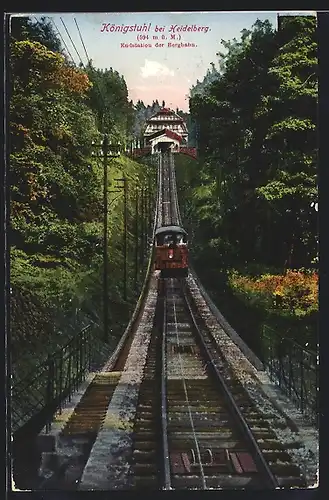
188 16 317 270
255 16 318 268
10 36 102 260
85 64 134 143
9 15 158 389
10 16 62 53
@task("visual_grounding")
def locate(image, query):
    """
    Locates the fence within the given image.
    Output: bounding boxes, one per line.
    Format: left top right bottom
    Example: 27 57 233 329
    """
261 324 318 426
12 323 105 435
179 146 197 159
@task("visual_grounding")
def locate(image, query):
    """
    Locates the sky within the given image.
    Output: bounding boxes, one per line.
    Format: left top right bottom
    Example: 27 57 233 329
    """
19 11 316 112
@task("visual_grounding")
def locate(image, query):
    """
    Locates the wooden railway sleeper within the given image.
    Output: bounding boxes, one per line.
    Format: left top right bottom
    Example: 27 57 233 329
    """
171 447 258 475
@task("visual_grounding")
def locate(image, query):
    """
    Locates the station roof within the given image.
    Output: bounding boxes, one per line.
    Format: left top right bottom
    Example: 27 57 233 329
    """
147 108 185 123
146 128 183 142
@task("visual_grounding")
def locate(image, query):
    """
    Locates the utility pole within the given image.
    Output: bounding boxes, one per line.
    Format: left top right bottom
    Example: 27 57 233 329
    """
142 186 145 262
123 176 128 302
135 187 139 290
92 135 121 343
103 135 109 344
145 186 149 249
144 186 148 258
140 187 145 267
114 177 128 301
148 172 152 237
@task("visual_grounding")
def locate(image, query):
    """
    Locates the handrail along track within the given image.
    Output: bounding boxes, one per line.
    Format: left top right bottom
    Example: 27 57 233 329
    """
32 152 308 491
161 292 172 490
182 283 278 488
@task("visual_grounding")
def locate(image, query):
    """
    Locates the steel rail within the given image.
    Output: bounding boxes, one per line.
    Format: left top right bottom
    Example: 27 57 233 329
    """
169 279 207 489
168 155 177 225
161 290 172 490
167 153 182 227
171 156 183 226
167 155 174 224
181 284 279 489
158 153 163 228
169 154 180 226
163 157 168 220
161 155 168 225
165 155 172 225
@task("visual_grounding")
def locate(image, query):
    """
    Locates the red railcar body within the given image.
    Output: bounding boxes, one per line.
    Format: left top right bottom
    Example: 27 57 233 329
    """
154 225 188 278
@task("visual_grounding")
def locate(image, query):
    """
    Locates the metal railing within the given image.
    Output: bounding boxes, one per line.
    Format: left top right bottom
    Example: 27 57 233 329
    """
12 166 158 437
12 323 104 434
261 324 318 426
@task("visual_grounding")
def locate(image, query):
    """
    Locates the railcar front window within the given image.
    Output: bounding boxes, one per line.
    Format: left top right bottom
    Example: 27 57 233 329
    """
156 235 164 246
176 233 187 245
155 230 187 246
164 234 174 246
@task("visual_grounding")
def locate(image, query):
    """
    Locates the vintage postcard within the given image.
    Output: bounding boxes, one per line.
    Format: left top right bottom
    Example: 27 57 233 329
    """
6 10 318 491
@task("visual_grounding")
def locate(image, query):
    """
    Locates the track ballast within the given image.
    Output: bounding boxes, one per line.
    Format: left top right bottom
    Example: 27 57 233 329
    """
36 152 308 490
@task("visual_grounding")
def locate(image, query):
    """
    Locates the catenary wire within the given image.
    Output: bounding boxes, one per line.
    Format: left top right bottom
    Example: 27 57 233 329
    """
46 16 75 64
74 17 90 65
60 17 84 67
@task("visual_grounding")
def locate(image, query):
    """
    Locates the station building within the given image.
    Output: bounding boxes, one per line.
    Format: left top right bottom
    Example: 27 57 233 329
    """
143 107 188 154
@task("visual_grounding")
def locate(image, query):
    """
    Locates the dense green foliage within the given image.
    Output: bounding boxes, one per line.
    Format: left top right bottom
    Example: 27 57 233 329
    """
10 17 155 371
176 16 318 352
10 15 318 368
188 16 318 271
86 64 135 141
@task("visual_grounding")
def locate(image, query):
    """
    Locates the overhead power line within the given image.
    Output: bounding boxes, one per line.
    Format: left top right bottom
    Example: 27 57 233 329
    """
60 16 84 67
74 17 90 65
47 15 114 136
48 17 75 64
70 20 111 133
70 17 108 131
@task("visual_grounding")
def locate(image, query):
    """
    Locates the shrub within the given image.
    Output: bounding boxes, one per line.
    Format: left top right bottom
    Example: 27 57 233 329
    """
228 269 318 317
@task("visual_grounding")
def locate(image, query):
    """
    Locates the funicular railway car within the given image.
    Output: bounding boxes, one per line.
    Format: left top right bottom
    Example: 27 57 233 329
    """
154 225 188 278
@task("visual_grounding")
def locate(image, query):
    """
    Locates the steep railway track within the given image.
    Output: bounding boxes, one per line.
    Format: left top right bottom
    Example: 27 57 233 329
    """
125 275 304 489
159 278 305 489
35 152 308 490
161 152 178 226
168 153 180 225
161 153 170 226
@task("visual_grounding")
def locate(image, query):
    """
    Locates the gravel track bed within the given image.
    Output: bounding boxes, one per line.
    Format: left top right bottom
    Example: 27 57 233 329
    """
79 274 158 490
186 273 318 488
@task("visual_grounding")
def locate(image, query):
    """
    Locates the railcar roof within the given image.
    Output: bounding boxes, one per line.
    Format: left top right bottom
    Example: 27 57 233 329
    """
155 225 187 236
